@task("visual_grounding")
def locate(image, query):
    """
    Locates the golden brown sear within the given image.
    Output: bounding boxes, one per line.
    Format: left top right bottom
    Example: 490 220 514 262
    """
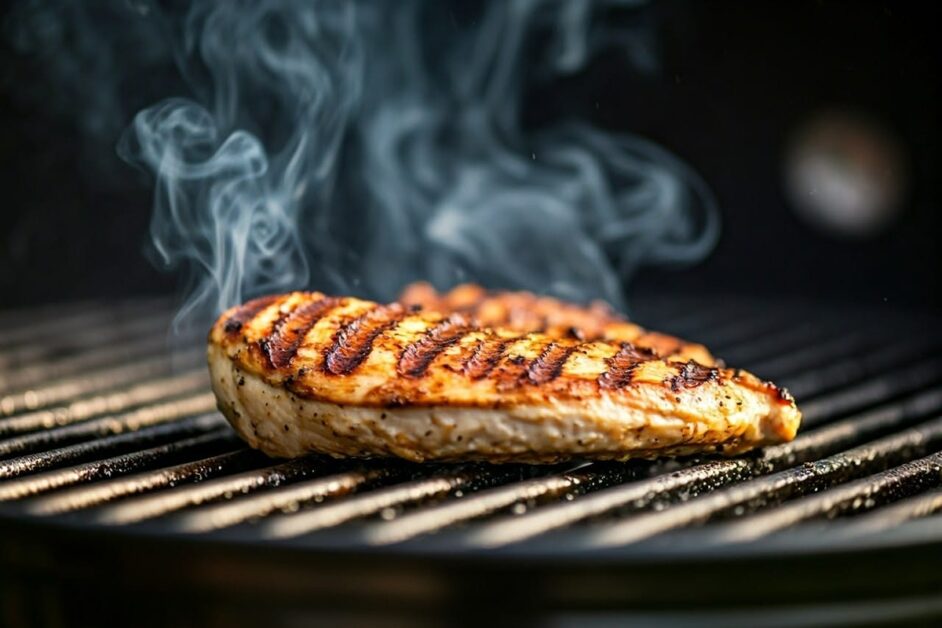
208 292 800 463
398 282 714 365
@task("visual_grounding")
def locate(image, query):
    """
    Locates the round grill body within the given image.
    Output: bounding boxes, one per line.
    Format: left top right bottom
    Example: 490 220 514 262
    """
1 296 941 626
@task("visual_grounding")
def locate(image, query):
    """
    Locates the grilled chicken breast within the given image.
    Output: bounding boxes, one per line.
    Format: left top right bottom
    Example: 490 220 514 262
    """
208 292 800 463
399 282 714 365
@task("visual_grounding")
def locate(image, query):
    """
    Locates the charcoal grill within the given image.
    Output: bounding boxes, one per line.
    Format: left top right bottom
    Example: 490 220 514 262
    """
1 295 941 626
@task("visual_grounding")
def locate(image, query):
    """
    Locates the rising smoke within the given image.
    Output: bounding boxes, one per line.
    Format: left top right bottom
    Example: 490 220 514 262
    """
9 0 719 332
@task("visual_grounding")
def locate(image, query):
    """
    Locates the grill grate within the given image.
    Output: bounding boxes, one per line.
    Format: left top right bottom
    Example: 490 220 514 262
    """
1 295 941 559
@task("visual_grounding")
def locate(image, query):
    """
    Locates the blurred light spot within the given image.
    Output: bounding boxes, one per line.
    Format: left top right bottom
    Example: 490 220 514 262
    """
785 111 906 238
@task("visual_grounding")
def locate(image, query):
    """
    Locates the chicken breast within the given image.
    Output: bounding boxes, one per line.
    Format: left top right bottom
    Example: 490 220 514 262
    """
399 282 714 365
208 292 800 463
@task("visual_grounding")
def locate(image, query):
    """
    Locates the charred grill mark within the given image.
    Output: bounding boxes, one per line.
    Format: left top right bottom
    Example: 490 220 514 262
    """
565 326 586 341
463 337 509 379
495 350 535 392
669 360 720 392
774 384 795 405
398 314 474 378
526 343 576 385
598 343 657 390
222 295 280 335
257 308 293 363
259 297 341 368
324 304 407 375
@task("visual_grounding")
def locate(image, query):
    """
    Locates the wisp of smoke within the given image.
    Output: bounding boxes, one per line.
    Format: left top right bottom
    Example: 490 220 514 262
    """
117 1 363 334
9 0 719 331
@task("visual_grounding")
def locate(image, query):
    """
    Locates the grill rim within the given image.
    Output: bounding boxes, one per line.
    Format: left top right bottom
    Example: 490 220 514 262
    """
4 487 942 562
3 510 942 618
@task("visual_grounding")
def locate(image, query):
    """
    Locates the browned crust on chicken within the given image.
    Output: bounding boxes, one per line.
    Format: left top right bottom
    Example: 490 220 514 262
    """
208 292 800 462
399 282 714 364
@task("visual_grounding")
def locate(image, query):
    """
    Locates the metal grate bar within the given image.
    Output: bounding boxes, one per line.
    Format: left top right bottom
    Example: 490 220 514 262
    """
87 462 576 533
711 321 861 368
837 488 942 535
0 300 97 330
784 341 941 400
0 299 171 351
263 472 475 540
0 333 187 394
650 298 793 337
639 299 758 333
782 388 942 460
0 392 216 459
687 308 819 349
747 331 881 380
25 448 262 516
461 461 755 549
0 350 203 418
170 467 394 532
0 310 174 374
82 456 330 524
0 297 168 329
0 305 130 348
0 370 209 437
362 463 598 545
719 323 873 368
0 428 238 501
709 451 942 543
764 341 941 418
0 412 225 480
798 356 942 426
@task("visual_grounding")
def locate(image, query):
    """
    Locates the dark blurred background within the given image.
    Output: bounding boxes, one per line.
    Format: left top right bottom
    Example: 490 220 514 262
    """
0 0 938 311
